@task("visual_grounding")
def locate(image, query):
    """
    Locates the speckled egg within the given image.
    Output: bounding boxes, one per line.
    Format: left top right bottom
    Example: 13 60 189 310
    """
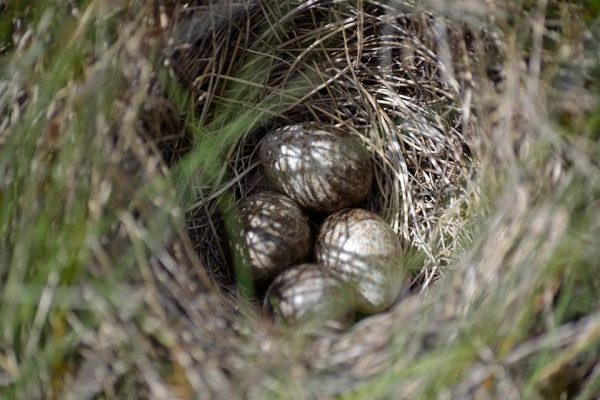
232 192 311 284
259 124 373 214
315 208 403 313
263 263 354 328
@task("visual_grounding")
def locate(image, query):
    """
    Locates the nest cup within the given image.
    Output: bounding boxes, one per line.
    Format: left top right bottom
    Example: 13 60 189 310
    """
178 0 475 304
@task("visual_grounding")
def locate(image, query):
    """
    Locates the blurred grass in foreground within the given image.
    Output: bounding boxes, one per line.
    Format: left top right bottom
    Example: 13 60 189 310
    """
1 0 600 399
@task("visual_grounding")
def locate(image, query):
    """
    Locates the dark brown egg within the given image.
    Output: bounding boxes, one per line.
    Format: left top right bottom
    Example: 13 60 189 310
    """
232 192 311 284
315 209 403 313
263 263 354 328
259 124 373 214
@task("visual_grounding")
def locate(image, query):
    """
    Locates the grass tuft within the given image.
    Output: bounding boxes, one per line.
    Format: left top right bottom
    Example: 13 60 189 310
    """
1 0 599 398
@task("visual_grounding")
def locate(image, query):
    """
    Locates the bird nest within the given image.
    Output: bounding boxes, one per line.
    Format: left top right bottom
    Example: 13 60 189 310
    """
5 0 600 397
170 0 477 299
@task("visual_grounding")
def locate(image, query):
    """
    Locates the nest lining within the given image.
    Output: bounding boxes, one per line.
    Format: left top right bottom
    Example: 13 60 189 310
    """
170 0 477 298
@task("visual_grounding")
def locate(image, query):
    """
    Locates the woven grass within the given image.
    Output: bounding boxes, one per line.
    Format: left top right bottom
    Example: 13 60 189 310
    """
175 0 476 295
1 0 599 398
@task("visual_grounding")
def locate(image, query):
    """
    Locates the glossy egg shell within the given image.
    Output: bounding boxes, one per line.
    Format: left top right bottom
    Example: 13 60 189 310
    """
259 124 373 214
232 192 311 283
315 208 403 313
264 263 354 328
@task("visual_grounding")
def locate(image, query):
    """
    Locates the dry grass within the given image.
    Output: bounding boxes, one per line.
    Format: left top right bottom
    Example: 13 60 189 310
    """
1 0 599 399
176 1 477 295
